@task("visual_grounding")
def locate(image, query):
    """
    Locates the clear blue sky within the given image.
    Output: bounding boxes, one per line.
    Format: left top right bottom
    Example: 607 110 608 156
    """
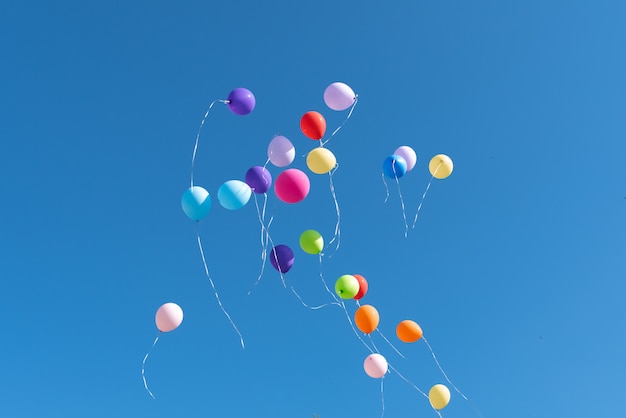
1 1 625 417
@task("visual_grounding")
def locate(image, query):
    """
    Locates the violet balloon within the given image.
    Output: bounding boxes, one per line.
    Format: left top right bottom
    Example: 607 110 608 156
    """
324 82 356 111
267 135 295 167
269 244 294 273
227 88 256 115
245 166 272 194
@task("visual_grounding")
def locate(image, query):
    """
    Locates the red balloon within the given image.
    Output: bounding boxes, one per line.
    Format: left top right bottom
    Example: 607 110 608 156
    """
353 274 368 300
300 111 326 140
274 169 310 203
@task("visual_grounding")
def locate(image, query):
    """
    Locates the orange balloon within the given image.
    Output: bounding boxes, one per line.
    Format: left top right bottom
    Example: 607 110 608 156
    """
300 111 326 140
396 320 423 343
355 305 380 334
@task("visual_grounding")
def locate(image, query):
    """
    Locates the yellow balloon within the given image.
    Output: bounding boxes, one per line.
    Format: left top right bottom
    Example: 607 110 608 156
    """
306 147 336 174
428 384 451 410
429 154 453 179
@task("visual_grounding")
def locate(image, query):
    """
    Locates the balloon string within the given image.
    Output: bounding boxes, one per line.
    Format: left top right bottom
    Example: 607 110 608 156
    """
141 333 160 399
387 363 429 399
380 377 386 418
289 286 338 310
325 165 341 257
318 254 341 304
249 194 274 294
423 337 482 417
196 226 245 349
412 163 441 228
382 173 390 203
392 162 409 238
375 329 406 359
321 96 358 147
190 99 228 187
339 299 375 354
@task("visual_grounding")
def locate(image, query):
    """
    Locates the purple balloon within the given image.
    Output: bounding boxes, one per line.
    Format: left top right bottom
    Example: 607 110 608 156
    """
245 166 272 194
269 245 294 273
227 88 256 115
267 135 295 167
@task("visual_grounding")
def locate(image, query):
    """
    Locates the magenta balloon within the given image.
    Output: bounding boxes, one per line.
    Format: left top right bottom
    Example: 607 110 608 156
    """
394 146 417 172
245 166 272 194
269 244 294 273
324 82 356 111
364 353 388 378
267 135 295 167
227 87 256 115
274 169 310 203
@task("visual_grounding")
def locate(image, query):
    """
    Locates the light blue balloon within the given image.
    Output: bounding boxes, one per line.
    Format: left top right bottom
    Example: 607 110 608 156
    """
218 180 252 210
181 186 212 221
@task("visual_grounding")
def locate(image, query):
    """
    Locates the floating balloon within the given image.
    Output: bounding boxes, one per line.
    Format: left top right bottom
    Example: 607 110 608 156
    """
382 155 408 179
355 305 380 334
181 186 212 221
245 166 272 194
429 154 453 179
306 147 336 174
299 229 324 254
429 384 451 410
274 168 310 204
155 302 184 333
227 87 255 115
335 274 360 299
396 320 423 343
353 274 368 300
324 82 356 111
300 111 326 140
394 146 417 172
269 244 295 273
364 353 388 378
267 135 295 167
217 180 252 210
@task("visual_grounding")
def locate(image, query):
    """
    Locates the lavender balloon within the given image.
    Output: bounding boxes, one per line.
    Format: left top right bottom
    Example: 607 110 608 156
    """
227 88 256 115
324 82 356 111
269 244 294 273
267 135 295 167
245 166 272 194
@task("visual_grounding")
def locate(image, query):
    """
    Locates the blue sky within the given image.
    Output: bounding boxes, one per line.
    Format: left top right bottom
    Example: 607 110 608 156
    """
1 1 625 417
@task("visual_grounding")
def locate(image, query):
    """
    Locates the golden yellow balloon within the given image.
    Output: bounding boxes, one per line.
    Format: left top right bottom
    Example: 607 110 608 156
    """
306 147 336 174
428 384 451 410
429 154 453 179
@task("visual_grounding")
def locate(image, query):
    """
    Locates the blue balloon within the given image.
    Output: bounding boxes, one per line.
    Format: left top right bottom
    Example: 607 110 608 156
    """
382 155 407 179
218 180 252 210
181 186 212 221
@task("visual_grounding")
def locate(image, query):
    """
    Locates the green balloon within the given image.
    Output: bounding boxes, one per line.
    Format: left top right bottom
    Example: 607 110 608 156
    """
299 229 324 254
335 275 359 299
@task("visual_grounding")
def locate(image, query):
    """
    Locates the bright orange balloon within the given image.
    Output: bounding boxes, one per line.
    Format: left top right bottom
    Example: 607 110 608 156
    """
300 111 326 140
355 305 380 334
396 320 423 343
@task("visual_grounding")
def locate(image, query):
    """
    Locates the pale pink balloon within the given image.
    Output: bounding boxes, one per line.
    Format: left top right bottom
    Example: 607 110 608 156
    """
155 302 183 332
364 353 388 378
323 82 356 111
394 146 417 172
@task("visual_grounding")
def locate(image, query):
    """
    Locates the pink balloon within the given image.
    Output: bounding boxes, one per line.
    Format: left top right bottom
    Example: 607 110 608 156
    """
324 82 356 111
274 168 310 203
268 135 295 167
364 353 388 378
394 146 417 172
155 302 183 332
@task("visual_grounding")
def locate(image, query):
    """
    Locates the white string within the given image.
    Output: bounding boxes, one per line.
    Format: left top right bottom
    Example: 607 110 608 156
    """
381 173 390 203
392 161 409 238
321 96 358 147
196 226 245 349
249 194 274 294
326 165 342 257
387 363 429 399
380 377 386 418
190 99 228 187
375 328 406 359
412 163 441 228
141 334 160 399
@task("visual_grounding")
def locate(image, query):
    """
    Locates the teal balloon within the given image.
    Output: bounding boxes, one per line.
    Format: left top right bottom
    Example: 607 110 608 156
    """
181 186 212 221
335 274 360 299
218 180 252 210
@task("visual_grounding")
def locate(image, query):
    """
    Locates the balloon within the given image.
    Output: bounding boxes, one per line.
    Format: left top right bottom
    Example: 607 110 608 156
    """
267 135 295 167
181 186 212 221
382 155 407 179
396 320 423 343
227 87 255 115
394 146 417 172
363 353 388 378
429 384 451 410
299 229 324 254
429 154 453 179
274 169 310 204
300 111 326 140
355 305 380 334
306 147 336 174
324 82 356 111
245 166 272 194
335 274 360 299
353 274 368 300
155 302 183 332
269 244 295 273
217 180 251 210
